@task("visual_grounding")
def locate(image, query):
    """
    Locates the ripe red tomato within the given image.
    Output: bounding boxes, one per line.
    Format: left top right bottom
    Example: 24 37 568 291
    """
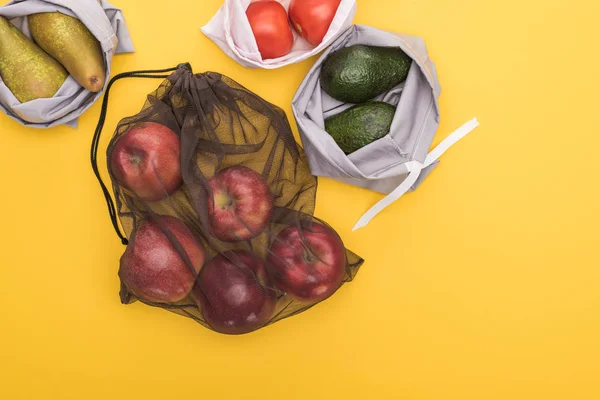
246 1 294 60
289 0 342 47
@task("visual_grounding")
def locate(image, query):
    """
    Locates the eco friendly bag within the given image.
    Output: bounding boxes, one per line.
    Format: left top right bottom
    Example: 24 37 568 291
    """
0 0 134 128
292 25 479 230
202 0 356 69
91 64 363 335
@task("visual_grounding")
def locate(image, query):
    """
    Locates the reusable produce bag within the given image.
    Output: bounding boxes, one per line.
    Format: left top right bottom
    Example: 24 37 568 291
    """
0 0 134 128
292 25 479 230
91 64 363 335
202 0 356 69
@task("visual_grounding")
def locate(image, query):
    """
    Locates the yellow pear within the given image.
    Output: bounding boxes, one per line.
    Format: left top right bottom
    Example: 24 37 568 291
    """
29 12 106 92
0 16 68 103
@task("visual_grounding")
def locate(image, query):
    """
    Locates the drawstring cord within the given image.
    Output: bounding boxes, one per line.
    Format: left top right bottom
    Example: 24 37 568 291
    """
90 65 188 245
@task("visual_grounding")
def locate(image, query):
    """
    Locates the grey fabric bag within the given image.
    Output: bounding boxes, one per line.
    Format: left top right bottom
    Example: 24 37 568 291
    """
0 0 134 128
292 25 478 230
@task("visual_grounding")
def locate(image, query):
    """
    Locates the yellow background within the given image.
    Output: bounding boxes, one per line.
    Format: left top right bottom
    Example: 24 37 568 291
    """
1 0 599 398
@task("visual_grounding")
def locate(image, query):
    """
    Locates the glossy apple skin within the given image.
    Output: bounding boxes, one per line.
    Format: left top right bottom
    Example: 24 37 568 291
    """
246 1 294 60
208 166 274 242
193 250 276 335
267 223 346 302
289 0 341 47
109 122 182 202
119 216 205 304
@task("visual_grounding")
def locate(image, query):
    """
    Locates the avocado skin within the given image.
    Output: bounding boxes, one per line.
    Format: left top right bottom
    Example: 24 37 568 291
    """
325 102 396 154
320 45 412 104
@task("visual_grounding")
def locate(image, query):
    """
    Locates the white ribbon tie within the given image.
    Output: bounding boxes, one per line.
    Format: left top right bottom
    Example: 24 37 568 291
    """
352 118 480 231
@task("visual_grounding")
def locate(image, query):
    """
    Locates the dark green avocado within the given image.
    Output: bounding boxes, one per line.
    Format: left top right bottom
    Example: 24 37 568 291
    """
325 102 396 154
320 45 412 103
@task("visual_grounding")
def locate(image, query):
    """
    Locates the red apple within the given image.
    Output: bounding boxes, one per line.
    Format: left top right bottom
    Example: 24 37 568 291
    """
267 223 347 302
208 166 274 242
119 215 206 304
109 122 182 202
193 250 276 335
289 0 342 47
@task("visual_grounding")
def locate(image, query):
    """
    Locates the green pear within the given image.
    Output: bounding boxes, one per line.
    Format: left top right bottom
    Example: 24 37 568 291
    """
0 16 68 103
29 12 106 93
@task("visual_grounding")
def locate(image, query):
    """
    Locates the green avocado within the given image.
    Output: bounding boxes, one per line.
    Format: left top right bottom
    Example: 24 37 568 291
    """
320 45 412 104
325 102 396 154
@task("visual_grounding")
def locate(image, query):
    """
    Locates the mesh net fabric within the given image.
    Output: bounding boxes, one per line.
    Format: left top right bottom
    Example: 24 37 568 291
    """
105 66 364 332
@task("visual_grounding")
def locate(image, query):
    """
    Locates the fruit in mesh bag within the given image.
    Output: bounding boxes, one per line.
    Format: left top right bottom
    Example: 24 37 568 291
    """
208 166 274 242
109 122 182 202
193 250 277 335
267 223 347 302
120 215 205 304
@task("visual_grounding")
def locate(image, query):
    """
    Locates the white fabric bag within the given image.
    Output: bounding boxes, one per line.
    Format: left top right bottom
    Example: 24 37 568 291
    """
292 25 479 230
0 0 134 128
202 0 356 69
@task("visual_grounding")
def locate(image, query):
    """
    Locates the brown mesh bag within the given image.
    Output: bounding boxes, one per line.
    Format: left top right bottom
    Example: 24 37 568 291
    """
91 64 364 334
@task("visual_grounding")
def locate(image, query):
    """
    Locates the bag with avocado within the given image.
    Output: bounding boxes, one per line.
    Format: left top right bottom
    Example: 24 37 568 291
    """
0 0 134 128
292 25 479 230
91 64 364 335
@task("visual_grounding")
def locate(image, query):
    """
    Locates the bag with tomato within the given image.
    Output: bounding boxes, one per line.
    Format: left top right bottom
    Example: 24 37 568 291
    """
202 0 356 69
91 64 364 335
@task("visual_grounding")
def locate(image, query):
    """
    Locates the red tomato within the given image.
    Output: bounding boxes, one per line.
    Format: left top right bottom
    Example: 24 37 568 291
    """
289 0 342 47
246 1 294 60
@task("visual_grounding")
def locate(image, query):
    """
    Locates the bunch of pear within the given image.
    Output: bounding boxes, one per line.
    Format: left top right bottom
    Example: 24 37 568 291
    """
0 13 105 103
